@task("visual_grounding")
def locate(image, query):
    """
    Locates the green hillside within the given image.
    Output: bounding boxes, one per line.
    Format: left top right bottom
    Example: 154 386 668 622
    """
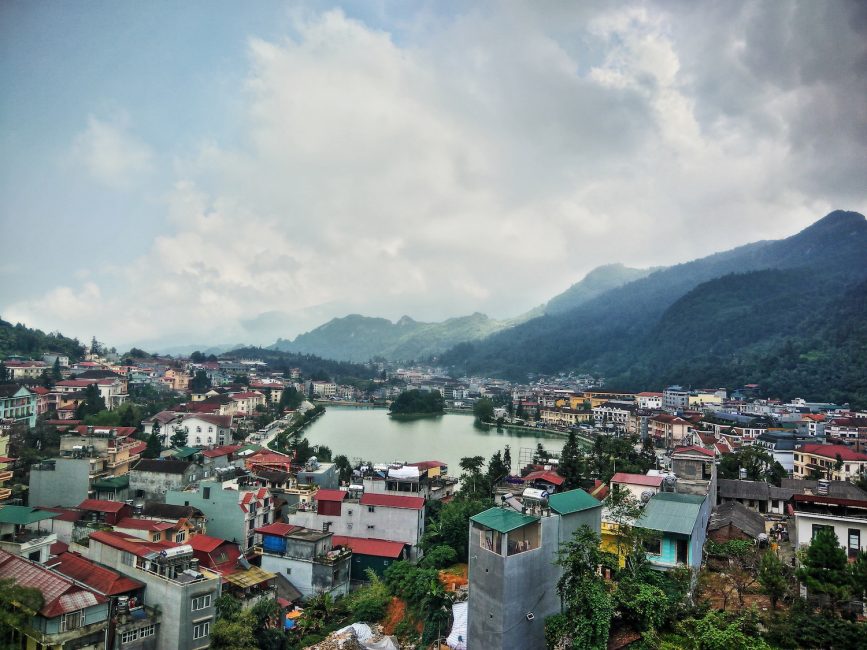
545 263 658 315
0 318 86 361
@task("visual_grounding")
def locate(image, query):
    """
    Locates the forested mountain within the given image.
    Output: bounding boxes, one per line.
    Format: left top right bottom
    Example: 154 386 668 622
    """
545 263 658 314
270 311 539 363
440 210 867 406
0 318 86 361
224 346 377 383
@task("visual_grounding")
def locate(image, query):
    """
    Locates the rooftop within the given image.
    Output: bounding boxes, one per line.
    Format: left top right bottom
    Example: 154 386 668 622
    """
331 535 406 558
639 493 706 536
548 488 601 515
46 551 144 596
471 507 539 534
0 505 58 526
611 472 664 488
359 493 425 510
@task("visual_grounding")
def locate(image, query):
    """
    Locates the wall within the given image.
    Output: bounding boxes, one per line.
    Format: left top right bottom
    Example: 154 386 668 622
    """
28 458 90 508
792 512 867 555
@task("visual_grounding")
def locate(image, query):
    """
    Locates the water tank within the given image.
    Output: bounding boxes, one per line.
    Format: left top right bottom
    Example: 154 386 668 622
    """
739 467 748 480
640 490 654 503
159 544 193 560
817 479 830 496
522 488 549 502
116 596 129 614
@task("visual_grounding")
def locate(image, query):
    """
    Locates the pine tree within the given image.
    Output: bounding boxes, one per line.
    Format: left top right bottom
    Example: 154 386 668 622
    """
796 527 852 611
170 426 189 448
559 431 584 490
503 445 512 474
143 432 162 459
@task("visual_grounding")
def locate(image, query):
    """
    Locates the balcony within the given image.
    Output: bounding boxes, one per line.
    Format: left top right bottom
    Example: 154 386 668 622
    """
0 470 13 483
0 528 57 558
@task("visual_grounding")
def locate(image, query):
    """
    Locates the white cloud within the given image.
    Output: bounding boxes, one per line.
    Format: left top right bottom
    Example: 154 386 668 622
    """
70 114 154 189
6 3 865 349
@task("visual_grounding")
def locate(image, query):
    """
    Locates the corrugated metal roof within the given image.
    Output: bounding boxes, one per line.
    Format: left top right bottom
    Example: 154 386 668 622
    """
224 565 275 588
331 535 407 558
0 505 58 525
470 507 539 534
548 489 601 515
359 493 425 510
315 489 348 502
639 493 705 536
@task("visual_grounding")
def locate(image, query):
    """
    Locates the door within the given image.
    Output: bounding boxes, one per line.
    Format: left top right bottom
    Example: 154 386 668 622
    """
676 539 688 564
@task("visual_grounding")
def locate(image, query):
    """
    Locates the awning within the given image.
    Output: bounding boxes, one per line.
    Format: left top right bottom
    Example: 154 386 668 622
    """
224 565 276 588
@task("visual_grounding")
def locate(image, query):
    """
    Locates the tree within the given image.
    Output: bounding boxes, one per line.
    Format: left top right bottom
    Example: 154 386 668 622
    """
486 450 509 488
705 539 760 608
211 610 258 649
190 351 206 363
421 498 489 561
0 362 7 382
797 527 853 612
503 445 512 474
278 386 303 411
473 397 494 423
718 446 787 486
602 485 645 569
0 577 44 643
532 442 549 464
51 357 62 380
143 422 162 459
333 454 353 484
170 426 189 448
559 430 584 490
458 455 487 499
189 370 211 393
758 550 789 610
546 525 613 650
74 383 106 419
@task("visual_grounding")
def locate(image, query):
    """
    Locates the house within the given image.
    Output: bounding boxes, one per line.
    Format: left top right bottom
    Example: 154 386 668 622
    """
285 490 426 558
663 386 690 412
26 507 84 546
114 517 193 544
45 551 159 649
191 534 277 608
255 523 352 600
754 430 818 472
142 412 234 448
83 530 221 650
331 535 409 581
77 499 133 526
610 472 664 502
296 458 338 489
361 461 458 502
3 359 48 380
636 392 663 409
521 469 565 493
467 489 602 650
0 505 59 563
788 492 867 559
707 501 767 543
0 383 37 428
140 501 207 536
29 458 94 508
0 549 109 649
793 444 867 481
165 480 275 552
649 414 692 448
129 459 203 504
637 492 710 570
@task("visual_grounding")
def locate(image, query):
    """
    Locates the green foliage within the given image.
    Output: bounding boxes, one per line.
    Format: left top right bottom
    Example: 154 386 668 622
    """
473 397 494 423
170 426 189 448
418 545 457 569
678 609 771 650
588 434 654 482
559 430 585 490
221 346 376 385
764 598 867 649
74 383 106 419
346 571 390 623
757 550 790 610
211 611 258 649
279 386 303 411
143 432 162 459
548 526 614 650
718 446 787 485
388 389 444 415
421 496 489 561
615 579 667 632
0 577 44 641
796 527 853 611
83 402 144 429
190 370 211 393
0 318 85 361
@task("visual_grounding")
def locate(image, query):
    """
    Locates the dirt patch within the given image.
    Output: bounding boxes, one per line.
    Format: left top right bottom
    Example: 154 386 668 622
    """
382 596 407 636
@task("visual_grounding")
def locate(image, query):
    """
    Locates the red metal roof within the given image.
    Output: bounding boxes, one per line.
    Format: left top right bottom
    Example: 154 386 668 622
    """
115 518 174 532
39 507 85 522
407 460 447 471
793 493 867 508
188 534 228 553
671 445 715 458
315 489 348 502
797 444 867 462
46 552 144 596
331 535 406 558
610 472 663 487
359 493 425 510
0 549 106 617
89 530 178 558
254 522 302 537
522 470 565 486
202 444 241 458
78 499 129 513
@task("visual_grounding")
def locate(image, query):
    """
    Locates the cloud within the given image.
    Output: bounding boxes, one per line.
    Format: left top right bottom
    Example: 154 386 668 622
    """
70 114 154 189
6 3 866 349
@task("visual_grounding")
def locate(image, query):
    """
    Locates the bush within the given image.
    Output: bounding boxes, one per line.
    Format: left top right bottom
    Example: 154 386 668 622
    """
418 545 457 569
347 570 390 623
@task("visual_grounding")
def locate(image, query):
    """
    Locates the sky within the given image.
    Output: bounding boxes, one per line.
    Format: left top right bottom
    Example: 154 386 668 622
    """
1 0 865 352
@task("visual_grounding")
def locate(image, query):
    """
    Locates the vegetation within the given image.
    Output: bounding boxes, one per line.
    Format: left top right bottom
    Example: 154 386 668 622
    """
0 578 44 647
718 446 787 485
212 595 283 650
388 389 444 416
221 347 376 385
473 397 494 423
0 318 85 361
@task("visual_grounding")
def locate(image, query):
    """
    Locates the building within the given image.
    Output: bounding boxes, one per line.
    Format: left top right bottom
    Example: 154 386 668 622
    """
754 430 818 473
637 492 709 570
77 499 134 526
256 523 352 600
636 392 663 409
166 480 275 552
331 535 409 581
707 501 766 543
285 490 426 558
649 414 692 448
789 492 867 559
0 505 59 563
609 472 664 502
29 458 92 508
83 530 221 650
115 517 194 545
467 489 602 650
361 461 458 501
793 444 867 481
296 459 339 489
0 383 37 428
3 360 48 380
129 459 203 504
663 386 690 412
189 535 277 608
0 549 110 649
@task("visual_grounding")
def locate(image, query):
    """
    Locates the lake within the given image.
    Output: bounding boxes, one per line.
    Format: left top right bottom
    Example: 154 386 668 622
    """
300 407 567 475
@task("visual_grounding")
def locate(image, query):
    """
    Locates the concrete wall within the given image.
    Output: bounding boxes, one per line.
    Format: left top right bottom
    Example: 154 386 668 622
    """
28 458 90 508
792 512 867 554
130 467 200 503
261 553 350 600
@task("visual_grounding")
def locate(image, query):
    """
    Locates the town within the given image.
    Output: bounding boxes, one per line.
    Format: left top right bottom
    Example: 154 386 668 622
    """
0 341 865 650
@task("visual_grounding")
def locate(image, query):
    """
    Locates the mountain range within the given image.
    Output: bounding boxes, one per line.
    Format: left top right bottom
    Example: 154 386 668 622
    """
268 210 867 406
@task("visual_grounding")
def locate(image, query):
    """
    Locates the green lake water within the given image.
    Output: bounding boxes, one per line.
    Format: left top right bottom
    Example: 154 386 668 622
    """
300 407 567 475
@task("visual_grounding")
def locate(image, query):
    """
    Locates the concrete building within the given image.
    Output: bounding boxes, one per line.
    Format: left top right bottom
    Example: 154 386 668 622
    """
285 490 426 558
29 458 92 508
789 492 867 559
663 385 690 413
753 430 818 473
166 480 275 552
793 444 867 481
609 472 663 502
296 460 339 489
467 489 602 650
0 505 58 563
130 459 203 504
649 414 692 448
256 523 351 600
637 492 710 570
83 530 221 650
0 383 37 428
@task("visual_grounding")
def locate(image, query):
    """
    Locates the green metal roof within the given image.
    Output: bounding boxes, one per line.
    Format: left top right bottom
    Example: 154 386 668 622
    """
0 505 58 525
471 507 539 534
638 492 706 536
92 474 130 489
548 489 601 515
171 446 200 459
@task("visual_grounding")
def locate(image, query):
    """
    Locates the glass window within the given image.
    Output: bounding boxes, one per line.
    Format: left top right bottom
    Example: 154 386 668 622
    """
191 594 212 611
61 610 84 632
812 524 834 540
193 621 210 640
643 538 662 555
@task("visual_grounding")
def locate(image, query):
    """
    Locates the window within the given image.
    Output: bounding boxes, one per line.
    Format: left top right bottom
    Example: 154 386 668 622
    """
367 524 375 530
285 567 292 575
208 426 213 432
849 529 861 557
151 533 162 542
202 487 211 499
120 626 154 644
193 621 210 640
196 426 202 433
643 538 662 555
368 506 375 513
175 530 186 543
191 594 212 611
812 524 834 540
61 610 84 632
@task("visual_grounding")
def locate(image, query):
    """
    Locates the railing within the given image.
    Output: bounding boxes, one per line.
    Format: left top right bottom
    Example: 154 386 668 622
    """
0 470 13 482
